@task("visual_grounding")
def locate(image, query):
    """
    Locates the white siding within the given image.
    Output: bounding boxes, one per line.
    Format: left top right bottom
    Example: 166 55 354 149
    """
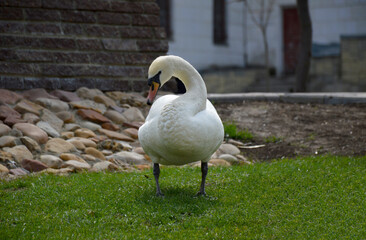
168 0 366 75
245 0 366 75
168 0 245 70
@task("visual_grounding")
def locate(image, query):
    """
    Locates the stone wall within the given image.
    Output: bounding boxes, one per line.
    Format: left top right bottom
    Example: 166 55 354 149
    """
0 0 168 91
341 36 366 86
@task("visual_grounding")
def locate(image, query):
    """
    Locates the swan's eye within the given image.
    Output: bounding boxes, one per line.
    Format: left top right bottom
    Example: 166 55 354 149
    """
147 71 162 87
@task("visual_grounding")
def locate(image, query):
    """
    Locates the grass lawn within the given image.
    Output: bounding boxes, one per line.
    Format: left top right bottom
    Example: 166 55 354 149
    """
1 156 365 239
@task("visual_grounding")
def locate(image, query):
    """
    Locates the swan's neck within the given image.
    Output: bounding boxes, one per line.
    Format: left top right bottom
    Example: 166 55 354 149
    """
171 60 207 111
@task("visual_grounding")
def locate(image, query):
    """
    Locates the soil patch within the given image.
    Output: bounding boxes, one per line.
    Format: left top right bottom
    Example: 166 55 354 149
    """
215 101 366 162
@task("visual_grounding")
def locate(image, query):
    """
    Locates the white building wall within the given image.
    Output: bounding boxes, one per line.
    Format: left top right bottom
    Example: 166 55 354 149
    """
245 0 366 75
167 0 245 70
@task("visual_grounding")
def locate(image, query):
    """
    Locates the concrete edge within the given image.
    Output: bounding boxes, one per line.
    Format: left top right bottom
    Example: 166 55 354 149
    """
207 92 366 104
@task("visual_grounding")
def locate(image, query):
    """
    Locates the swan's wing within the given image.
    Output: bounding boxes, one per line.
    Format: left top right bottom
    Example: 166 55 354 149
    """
191 100 224 154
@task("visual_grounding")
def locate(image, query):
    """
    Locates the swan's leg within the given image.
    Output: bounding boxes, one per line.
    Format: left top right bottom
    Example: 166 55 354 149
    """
196 162 208 196
153 163 164 196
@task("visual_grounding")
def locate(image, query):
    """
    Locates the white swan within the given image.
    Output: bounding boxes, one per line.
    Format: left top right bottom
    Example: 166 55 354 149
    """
138 55 224 196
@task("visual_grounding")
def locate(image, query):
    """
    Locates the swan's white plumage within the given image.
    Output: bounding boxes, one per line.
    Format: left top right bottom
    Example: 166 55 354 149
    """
138 55 224 166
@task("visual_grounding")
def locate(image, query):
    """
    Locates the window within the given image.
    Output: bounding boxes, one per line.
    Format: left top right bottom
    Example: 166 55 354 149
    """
156 0 172 39
213 0 227 45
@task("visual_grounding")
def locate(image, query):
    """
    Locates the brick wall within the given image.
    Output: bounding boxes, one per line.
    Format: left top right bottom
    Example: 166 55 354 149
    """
341 36 366 86
0 0 168 91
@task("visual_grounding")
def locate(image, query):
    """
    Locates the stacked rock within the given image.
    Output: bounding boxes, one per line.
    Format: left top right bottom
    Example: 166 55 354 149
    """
0 87 250 179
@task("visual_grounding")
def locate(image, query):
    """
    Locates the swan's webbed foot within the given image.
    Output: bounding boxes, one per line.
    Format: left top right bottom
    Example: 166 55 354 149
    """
195 162 208 197
195 190 207 197
153 163 164 197
156 191 165 197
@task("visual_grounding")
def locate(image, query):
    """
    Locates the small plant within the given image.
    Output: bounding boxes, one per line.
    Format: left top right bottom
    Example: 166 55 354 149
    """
223 122 253 142
307 133 316 141
265 135 283 143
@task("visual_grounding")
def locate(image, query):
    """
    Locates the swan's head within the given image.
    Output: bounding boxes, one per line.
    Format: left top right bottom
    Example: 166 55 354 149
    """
146 56 175 105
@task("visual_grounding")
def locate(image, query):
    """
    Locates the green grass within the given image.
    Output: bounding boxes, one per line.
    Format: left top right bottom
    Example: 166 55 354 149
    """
1 156 366 239
223 122 253 142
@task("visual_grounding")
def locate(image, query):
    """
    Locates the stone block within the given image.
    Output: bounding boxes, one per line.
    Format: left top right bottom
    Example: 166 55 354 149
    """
24 8 61 21
4 0 42 8
109 1 143 13
83 25 120 38
141 2 160 15
0 7 24 20
60 10 96 23
25 23 61 34
62 23 83 35
42 0 74 9
137 40 169 52
102 39 137 51
0 22 25 34
97 12 131 25
76 39 103 50
120 26 154 39
132 15 160 26
75 0 110 11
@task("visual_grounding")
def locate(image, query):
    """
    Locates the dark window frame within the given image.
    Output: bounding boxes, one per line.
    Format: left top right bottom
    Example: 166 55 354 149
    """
157 0 172 40
213 0 227 45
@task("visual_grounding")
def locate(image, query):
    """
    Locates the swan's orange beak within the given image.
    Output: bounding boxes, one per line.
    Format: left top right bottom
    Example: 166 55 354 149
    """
147 81 160 105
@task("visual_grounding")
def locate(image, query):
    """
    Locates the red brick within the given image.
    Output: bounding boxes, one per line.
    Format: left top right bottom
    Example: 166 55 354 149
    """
0 36 76 49
154 27 167 39
131 80 149 92
41 64 82 77
108 1 143 13
124 53 158 65
58 78 130 91
23 77 60 90
137 40 169 52
39 37 77 50
0 35 16 47
77 39 103 50
84 25 120 38
102 39 137 51
25 23 61 34
88 52 125 65
0 49 17 60
4 0 42 8
0 22 25 34
16 51 89 63
0 76 25 89
14 50 53 62
132 15 160 26
0 62 36 75
62 23 83 35
53 52 90 63
0 7 24 20
120 26 154 39
97 12 131 25
142 2 160 15
25 8 61 21
61 10 96 23
97 66 146 78
124 67 146 78
39 64 142 78
75 0 110 11
42 0 74 9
